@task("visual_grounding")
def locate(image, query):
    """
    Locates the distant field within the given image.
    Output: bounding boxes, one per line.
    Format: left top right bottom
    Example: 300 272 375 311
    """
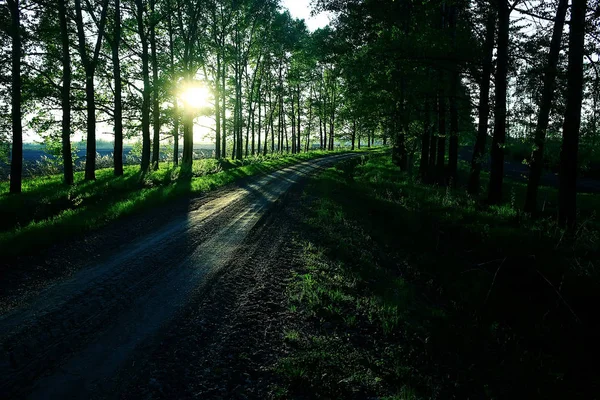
0 145 216 180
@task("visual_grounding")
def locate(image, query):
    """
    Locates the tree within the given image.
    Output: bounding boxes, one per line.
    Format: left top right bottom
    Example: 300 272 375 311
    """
558 0 586 227
488 0 510 204
7 0 23 193
468 8 496 195
524 0 568 213
108 0 124 176
73 0 110 180
134 0 152 173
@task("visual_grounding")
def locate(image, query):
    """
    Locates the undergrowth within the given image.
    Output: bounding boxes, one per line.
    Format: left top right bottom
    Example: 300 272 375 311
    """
275 153 599 399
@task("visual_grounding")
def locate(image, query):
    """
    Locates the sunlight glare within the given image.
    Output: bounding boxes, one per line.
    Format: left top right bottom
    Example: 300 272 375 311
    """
180 85 211 109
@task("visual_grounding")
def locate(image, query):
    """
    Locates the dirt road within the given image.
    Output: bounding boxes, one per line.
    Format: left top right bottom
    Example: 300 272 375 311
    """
0 153 357 399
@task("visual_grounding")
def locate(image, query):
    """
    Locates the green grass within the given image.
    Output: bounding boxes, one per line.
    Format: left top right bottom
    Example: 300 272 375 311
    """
276 153 599 399
0 150 364 257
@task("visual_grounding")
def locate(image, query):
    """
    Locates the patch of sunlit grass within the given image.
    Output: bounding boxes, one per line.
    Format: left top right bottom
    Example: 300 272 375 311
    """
0 149 374 257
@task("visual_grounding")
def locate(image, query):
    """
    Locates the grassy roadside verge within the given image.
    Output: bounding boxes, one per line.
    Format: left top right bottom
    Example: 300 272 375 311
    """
275 153 599 399
0 150 365 258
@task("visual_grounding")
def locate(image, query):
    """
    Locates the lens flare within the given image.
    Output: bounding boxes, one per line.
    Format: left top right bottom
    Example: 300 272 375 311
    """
180 85 210 109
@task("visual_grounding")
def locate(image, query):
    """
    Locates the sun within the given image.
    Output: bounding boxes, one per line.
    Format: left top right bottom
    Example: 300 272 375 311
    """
180 85 211 109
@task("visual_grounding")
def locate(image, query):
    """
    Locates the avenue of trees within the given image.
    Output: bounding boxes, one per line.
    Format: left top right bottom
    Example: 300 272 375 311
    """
2 0 600 227
314 0 599 227
1 0 358 189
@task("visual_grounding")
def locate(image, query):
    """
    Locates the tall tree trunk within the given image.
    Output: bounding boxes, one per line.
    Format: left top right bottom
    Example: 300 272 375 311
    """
436 75 446 183
428 111 437 178
447 5 459 185
291 92 296 153
182 109 193 167
524 0 568 212
221 61 227 158
84 71 97 179
112 0 124 176
319 115 323 150
468 9 496 194
297 85 301 153
488 0 510 204
168 6 178 165
328 81 335 150
236 68 243 159
270 91 275 154
419 98 430 178
215 55 221 159
135 0 151 172
393 77 408 170
8 0 22 194
284 112 289 153
306 85 313 152
173 105 179 165
448 73 459 186
150 0 160 170
74 0 109 181
58 0 74 185
558 0 586 227
257 88 261 155
351 118 356 150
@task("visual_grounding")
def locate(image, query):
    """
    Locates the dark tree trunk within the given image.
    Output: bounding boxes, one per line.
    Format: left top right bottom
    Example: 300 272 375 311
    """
58 0 74 185
112 0 124 176
488 0 509 204
136 0 151 172
319 116 324 150
524 0 568 213
182 110 193 167
447 5 459 186
448 73 459 186
306 85 313 152
558 0 586 227
168 7 178 165
236 69 243 160
270 92 275 154
221 61 227 158
393 77 408 170
257 88 261 155
74 0 108 181
468 9 496 194
428 109 437 179
84 73 97 180
291 93 296 154
297 85 301 153
328 78 336 151
8 0 22 194
436 75 446 183
419 98 430 178
173 109 179 165
351 119 356 150
251 93 257 156
151 0 160 170
215 56 221 159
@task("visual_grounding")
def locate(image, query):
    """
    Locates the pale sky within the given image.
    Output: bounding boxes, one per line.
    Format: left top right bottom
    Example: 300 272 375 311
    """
281 0 331 31
24 0 331 143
